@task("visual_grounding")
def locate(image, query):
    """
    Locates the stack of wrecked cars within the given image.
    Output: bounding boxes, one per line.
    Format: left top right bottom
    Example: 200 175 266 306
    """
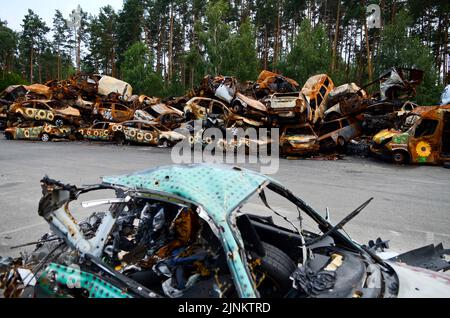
2 66 449 166
0 164 449 298
0 74 186 148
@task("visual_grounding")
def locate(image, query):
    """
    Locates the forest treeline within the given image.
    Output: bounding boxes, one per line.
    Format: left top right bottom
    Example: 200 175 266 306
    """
0 0 448 104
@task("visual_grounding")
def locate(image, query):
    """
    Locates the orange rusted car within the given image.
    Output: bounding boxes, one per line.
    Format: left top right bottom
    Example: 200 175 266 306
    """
370 105 450 165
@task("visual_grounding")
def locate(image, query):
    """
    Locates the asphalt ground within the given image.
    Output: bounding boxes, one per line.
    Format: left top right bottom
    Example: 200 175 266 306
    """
0 136 449 258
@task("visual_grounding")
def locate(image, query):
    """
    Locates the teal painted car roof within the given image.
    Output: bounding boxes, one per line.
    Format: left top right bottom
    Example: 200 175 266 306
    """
102 164 274 298
102 164 271 221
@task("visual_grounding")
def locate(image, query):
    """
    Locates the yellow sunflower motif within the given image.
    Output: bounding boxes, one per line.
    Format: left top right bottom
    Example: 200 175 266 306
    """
416 141 432 157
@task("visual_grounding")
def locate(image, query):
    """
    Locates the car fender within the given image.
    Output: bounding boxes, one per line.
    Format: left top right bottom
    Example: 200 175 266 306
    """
387 261 450 298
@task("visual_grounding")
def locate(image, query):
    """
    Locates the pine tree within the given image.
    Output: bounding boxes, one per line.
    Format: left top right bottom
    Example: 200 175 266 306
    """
19 9 50 83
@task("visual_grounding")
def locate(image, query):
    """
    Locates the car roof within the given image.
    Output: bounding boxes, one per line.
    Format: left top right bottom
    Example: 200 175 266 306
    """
102 164 273 219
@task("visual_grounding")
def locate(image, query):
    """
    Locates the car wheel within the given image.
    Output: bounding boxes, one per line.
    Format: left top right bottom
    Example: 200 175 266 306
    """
159 139 171 148
41 133 50 142
232 103 243 114
337 136 346 147
54 119 65 127
392 150 408 164
253 242 297 298
4 132 13 140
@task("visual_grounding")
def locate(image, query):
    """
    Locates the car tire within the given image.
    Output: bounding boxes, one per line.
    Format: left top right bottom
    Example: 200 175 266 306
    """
4 132 13 140
392 150 408 164
232 102 243 114
41 133 51 142
54 118 65 127
254 242 297 297
159 139 171 148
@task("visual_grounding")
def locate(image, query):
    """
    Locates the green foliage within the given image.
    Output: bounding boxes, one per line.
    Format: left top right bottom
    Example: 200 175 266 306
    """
19 9 50 82
377 10 442 105
0 72 27 92
86 6 118 75
221 19 259 81
2 1 447 104
198 0 231 75
117 0 144 68
122 42 164 96
0 21 17 71
279 19 332 85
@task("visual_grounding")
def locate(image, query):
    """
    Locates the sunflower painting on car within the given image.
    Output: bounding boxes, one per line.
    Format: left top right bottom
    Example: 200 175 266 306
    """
4 122 72 142
110 120 185 147
77 122 113 141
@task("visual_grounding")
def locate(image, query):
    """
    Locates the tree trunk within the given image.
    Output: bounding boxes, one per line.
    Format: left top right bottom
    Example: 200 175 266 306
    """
364 19 373 84
444 12 449 84
273 1 281 71
29 47 34 83
331 0 341 73
156 18 164 76
38 56 42 83
263 25 268 70
168 4 174 83
57 47 61 80
76 32 81 73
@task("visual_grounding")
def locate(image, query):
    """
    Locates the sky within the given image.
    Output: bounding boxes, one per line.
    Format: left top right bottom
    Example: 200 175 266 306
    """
0 0 124 31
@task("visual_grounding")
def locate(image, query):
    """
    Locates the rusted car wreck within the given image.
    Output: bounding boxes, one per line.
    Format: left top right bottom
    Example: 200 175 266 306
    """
371 105 450 165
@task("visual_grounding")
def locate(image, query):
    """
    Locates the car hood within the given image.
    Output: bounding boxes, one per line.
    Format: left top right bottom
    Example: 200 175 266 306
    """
372 129 402 144
56 106 81 117
161 131 186 141
285 135 317 143
387 261 450 298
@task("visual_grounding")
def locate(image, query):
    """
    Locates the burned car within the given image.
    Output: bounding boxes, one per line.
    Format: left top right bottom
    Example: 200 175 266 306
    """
110 120 185 147
318 117 363 151
323 83 368 121
301 74 335 124
93 102 134 123
77 122 116 141
4 121 73 142
1 165 449 299
0 104 7 130
259 92 310 126
254 70 300 98
184 97 263 130
377 67 424 101
8 100 81 127
280 124 319 157
370 105 450 165
441 85 450 106
140 103 185 130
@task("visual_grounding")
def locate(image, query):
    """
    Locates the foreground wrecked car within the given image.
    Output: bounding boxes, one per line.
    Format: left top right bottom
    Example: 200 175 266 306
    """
0 164 449 298
370 105 450 164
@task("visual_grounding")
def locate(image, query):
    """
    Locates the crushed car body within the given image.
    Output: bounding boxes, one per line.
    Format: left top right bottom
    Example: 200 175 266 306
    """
0 164 449 298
